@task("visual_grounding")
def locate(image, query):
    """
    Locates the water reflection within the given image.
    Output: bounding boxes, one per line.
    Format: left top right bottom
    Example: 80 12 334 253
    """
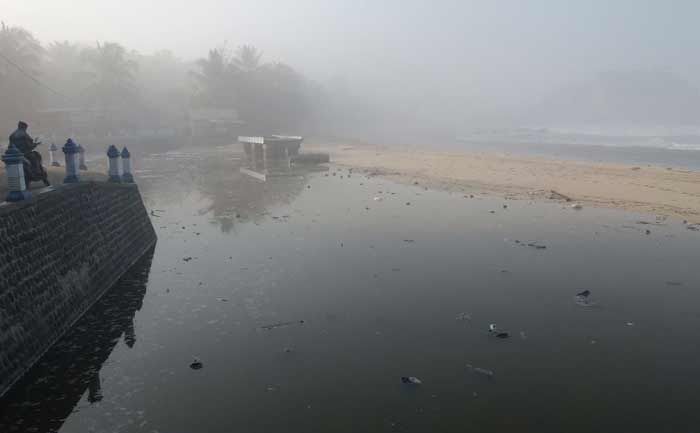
136 146 311 233
0 248 155 433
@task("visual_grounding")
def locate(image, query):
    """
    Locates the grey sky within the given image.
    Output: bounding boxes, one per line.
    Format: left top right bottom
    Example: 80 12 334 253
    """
4 0 700 123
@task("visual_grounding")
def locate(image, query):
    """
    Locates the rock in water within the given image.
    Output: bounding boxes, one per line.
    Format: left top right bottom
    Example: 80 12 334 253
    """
401 376 422 385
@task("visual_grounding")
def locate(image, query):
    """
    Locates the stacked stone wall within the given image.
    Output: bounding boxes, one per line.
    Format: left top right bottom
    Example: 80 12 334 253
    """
0 182 156 397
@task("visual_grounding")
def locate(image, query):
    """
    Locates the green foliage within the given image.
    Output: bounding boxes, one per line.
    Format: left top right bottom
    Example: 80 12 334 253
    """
0 22 325 136
191 44 315 131
0 22 44 130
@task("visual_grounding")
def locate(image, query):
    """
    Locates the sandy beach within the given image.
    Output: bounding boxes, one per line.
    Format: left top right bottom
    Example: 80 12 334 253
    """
3 143 700 223
317 143 700 223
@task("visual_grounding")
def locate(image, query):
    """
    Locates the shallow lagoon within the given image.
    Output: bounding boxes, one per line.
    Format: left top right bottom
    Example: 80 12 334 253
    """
2 147 699 433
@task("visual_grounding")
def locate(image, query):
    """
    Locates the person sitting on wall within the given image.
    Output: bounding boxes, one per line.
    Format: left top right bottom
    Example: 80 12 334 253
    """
9 121 49 186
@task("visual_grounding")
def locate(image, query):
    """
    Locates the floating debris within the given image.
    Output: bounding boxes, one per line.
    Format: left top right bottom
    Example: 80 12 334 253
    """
466 364 494 378
666 281 683 286
574 289 597 307
571 203 583 210
403 239 415 243
260 320 305 330
488 324 510 338
182 257 193 262
401 376 422 385
549 190 572 202
455 312 472 321
626 322 635 327
216 297 229 302
189 357 203 370
526 242 547 250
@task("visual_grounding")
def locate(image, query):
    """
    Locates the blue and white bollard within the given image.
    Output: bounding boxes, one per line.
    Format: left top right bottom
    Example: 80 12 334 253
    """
49 143 60 167
78 143 87 170
2 143 31 201
62 138 80 183
121 147 134 183
107 145 121 183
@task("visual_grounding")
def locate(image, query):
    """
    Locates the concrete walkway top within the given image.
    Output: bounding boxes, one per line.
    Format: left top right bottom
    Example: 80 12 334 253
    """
0 166 107 198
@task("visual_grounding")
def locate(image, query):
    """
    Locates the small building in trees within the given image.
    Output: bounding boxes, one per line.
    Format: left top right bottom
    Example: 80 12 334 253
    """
188 108 245 144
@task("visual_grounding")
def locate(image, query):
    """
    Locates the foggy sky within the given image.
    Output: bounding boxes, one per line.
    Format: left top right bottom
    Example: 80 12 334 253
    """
4 0 700 126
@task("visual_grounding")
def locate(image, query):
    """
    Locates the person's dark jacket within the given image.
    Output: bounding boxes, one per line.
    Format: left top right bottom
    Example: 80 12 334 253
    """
9 127 36 155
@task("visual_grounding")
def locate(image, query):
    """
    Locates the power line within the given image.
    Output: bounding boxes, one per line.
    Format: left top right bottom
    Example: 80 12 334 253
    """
0 51 73 101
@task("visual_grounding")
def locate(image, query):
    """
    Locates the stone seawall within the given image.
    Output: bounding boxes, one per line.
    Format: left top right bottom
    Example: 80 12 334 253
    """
0 182 156 397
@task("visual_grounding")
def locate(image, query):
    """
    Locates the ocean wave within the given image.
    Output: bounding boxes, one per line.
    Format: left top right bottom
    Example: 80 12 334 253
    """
668 142 700 151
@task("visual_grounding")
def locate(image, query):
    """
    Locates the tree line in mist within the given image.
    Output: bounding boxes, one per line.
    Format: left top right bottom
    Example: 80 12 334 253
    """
0 22 353 138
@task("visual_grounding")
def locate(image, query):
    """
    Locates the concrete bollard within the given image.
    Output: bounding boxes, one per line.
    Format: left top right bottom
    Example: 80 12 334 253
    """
78 143 88 170
2 143 31 201
121 147 134 183
49 143 60 167
107 145 121 183
62 138 80 183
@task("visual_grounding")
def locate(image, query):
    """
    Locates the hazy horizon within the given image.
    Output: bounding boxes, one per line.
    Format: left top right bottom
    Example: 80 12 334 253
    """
3 0 700 133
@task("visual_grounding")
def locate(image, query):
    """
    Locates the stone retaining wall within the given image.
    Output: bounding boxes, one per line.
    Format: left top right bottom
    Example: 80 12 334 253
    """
0 182 156 397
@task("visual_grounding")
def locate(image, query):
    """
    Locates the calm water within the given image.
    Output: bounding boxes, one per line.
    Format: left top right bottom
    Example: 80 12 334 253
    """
2 146 700 433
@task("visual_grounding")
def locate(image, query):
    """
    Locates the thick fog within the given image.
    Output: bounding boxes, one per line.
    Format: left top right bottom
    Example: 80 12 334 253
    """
3 0 700 143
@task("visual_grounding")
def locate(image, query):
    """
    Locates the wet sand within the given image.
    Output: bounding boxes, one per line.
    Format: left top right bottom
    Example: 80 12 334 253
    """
315 143 700 223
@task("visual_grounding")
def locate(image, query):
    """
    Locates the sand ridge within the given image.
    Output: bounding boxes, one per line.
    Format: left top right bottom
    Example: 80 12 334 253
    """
318 143 700 223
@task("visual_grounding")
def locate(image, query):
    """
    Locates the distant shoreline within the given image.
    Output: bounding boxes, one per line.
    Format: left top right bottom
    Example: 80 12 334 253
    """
314 142 700 223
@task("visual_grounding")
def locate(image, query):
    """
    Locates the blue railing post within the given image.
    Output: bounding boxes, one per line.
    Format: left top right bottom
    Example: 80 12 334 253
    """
121 147 133 183
49 142 60 167
78 143 88 170
107 145 121 183
62 139 80 183
2 143 31 201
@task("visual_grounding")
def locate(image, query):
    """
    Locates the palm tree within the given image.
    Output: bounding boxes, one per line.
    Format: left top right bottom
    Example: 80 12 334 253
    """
82 42 138 134
83 42 137 110
190 48 236 108
233 45 263 73
0 22 44 126
44 41 89 106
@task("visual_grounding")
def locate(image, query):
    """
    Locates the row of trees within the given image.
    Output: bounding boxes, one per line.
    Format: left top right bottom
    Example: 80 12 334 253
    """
0 22 323 137
191 44 318 132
